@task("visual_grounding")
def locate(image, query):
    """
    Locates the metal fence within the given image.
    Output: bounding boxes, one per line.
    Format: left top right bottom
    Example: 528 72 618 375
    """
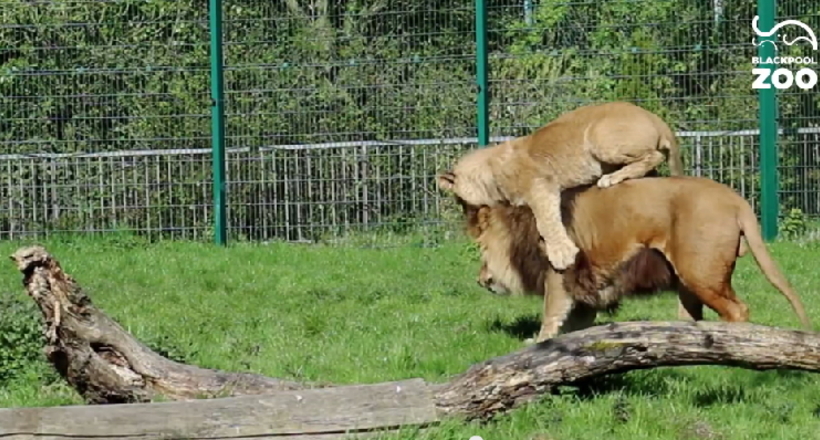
0 0 818 244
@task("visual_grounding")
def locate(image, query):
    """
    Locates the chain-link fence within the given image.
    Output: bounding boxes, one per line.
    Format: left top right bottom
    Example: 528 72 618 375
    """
1 0 818 243
777 2 820 230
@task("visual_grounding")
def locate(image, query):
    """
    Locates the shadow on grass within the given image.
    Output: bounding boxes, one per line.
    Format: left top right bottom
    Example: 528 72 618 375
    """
750 368 815 386
484 314 541 340
690 384 751 407
571 368 691 400
483 313 657 341
572 363 813 408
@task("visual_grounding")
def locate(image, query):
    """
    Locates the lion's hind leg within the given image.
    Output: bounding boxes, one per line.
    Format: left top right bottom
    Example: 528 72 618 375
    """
597 149 666 188
676 289 705 321
672 251 750 323
683 282 749 323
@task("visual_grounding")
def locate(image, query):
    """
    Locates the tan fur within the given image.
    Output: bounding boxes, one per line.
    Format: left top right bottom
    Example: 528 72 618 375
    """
443 176 811 343
439 101 684 271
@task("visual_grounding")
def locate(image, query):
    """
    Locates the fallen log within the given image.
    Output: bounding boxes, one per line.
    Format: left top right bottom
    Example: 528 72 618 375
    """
8 245 310 404
3 245 820 439
434 319 820 418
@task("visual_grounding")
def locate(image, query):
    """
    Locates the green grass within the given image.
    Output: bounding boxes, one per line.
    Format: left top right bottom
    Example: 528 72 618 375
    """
2 233 820 439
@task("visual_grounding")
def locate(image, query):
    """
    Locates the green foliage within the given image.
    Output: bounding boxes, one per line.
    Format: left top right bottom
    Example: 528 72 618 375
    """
0 0 818 240
0 294 46 385
781 208 808 240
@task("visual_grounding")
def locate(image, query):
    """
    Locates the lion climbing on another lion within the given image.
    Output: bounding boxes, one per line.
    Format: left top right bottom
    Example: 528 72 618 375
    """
438 174 811 343
445 101 684 271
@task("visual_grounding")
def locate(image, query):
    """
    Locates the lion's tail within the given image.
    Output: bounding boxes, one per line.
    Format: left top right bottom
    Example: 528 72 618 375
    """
652 116 684 176
660 133 684 177
737 201 812 330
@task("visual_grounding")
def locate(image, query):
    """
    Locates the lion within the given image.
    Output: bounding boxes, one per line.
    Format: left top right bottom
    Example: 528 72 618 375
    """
438 174 811 343
445 101 684 271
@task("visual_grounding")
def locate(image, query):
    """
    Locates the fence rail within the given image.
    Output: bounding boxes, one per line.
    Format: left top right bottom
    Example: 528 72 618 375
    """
3 127 820 160
1 0 818 244
1 127 818 243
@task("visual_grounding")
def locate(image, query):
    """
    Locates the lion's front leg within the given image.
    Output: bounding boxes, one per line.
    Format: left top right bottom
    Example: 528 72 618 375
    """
527 178 579 270
532 268 576 343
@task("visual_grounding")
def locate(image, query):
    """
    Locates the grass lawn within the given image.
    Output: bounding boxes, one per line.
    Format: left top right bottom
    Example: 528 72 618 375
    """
1 233 820 439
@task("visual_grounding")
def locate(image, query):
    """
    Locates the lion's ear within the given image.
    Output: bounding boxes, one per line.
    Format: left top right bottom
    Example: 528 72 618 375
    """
436 170 456 192
476 206 491 228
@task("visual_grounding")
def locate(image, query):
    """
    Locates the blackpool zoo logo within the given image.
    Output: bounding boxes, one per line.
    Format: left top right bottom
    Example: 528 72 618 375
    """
751 15 818 90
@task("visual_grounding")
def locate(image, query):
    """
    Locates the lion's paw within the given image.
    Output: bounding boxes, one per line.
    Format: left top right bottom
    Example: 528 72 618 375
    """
526 333 554 345
597 173 621 188
546 239 579 270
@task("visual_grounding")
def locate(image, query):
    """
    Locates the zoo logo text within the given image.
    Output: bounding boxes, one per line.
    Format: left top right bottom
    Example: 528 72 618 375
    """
751 15 818 90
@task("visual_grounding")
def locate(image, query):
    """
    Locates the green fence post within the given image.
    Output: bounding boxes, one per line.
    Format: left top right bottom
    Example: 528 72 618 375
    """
475 0 490 146
209 0 227 245
756 0 779 241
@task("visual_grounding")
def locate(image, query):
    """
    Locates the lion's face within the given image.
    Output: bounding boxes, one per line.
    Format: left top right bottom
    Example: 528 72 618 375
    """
476 260 512 295
469 206 528 296
437 165 532 296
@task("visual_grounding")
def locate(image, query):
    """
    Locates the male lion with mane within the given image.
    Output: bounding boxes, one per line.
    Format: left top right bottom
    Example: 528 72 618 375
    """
438 174 811 343
444 101 684 271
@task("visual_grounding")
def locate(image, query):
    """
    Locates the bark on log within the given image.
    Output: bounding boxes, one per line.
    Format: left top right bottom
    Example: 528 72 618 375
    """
9 245 820 424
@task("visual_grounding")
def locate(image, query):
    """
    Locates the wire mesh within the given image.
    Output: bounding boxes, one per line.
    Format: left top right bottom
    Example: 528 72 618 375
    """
487 0 820 222
776 2 820 224
0 0 212 240
221 0 476 244
490 1 744 206
0 0 818 243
